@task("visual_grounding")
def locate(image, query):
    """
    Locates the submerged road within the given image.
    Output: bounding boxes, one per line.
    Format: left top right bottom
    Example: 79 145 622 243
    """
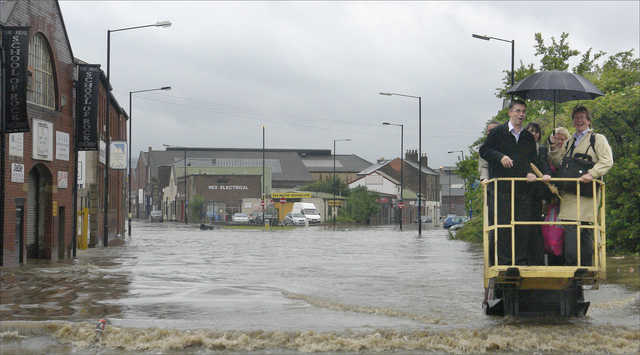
1 221 638 354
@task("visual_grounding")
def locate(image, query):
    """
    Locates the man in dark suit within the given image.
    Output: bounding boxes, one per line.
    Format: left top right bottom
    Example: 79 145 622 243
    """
480 100 551 265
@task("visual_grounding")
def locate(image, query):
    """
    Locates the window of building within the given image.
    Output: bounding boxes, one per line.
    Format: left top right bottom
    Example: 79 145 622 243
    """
27 33 56 109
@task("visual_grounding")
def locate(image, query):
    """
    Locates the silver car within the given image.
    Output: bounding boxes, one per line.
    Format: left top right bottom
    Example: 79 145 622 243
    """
283 213 307 226
231 213 250 224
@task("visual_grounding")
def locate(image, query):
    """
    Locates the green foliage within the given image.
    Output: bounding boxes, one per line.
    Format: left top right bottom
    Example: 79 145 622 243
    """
455 153 482 215
534 32 580 71
341 186 380 224
189 194 205 223
574 48 607 76
605 153 640 253
300 178 349 196
451 216 483 243
335 214 356 224
496 61 537 99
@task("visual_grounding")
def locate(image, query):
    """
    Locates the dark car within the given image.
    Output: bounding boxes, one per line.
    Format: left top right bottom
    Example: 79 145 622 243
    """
443 215 467 229
253 213 278 225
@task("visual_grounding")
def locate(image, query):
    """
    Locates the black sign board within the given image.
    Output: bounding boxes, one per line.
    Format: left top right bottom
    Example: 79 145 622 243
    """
2 26 30 133
75 64 101 150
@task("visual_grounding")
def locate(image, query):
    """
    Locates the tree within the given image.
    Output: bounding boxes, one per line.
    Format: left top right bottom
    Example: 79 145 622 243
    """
534 32 580 71
189 194 205 223
342 186 380 224
300 177 349 196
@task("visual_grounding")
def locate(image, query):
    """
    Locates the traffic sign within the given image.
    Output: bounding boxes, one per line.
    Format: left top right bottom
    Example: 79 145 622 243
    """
260 200 265 206
398 201 405 208
280 198 286 204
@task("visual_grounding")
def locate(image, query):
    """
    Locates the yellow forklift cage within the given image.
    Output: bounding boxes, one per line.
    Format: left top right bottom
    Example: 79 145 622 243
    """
482 177 606 289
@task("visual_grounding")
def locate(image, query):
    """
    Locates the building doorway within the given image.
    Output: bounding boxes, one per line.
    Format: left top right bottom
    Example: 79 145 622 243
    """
27 164 52 259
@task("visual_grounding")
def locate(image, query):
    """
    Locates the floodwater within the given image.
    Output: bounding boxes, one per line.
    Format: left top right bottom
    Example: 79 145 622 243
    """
1 221 638 354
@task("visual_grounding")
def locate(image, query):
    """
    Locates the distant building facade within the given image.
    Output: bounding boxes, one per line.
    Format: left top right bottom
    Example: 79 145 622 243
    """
440 166 466 216
350 150 441 225
135 147 371 221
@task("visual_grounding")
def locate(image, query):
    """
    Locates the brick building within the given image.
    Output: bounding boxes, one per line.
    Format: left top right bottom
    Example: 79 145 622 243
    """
1 0 75 266
76 62 128 246
1 1 128 266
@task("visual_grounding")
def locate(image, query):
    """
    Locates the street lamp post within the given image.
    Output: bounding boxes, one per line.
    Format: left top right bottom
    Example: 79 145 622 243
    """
472 34 515 90
333 138 351 231
128 86 171 237
379 92 423 236
183 149 187 224
104 20 171 247
382 122 404 231
262 125 265 225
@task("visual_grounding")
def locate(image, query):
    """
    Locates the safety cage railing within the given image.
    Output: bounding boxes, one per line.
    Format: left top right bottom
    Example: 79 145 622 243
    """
482 177 606 273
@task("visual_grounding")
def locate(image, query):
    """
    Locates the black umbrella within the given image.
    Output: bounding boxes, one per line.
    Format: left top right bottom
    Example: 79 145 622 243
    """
506 70 603 128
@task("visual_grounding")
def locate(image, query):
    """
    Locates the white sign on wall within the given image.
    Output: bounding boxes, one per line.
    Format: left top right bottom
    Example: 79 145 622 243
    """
57 171 68 189
138 189 144 203
56 131 70 161
9 133 23 158
208 185 249 190
11 163 24 183
110 141 127 170
99 140 106 164
32 119 53 161
77 151 86 185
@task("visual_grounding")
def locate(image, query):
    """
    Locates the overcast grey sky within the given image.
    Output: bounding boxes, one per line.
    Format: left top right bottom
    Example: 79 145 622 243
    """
58 1 639 168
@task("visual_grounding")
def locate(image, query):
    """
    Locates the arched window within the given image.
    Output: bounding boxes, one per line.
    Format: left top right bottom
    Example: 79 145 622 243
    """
27 33 56 109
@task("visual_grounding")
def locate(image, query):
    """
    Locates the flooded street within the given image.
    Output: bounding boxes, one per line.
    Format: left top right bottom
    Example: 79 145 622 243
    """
1 221 639 354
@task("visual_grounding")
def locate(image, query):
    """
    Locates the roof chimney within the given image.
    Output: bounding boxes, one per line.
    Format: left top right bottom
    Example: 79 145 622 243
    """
421 153 428 168
405 149 418 164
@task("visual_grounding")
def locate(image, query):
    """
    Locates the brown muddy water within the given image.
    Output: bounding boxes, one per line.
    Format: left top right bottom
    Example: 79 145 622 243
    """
1 221 638 354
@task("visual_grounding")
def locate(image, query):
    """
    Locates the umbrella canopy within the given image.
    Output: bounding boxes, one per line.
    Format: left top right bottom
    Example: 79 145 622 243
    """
506 70 603 128
507 70 603 102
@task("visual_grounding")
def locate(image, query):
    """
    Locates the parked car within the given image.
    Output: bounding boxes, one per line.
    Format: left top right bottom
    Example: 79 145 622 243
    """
291 202 321 224
282 212 307 226
415 215 433 224
253 212 278 225
231 213 250 224
443 215 468 229
248 212 260 224
150 209 162 222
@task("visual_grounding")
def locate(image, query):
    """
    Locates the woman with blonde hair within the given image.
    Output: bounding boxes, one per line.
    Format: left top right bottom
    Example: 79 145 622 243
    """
547 126 570 173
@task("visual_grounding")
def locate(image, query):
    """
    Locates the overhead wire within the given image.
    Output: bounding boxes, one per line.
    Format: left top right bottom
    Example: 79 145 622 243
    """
134 95 482 139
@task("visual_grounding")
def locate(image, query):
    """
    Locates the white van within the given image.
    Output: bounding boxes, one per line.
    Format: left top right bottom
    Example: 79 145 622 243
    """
291 202 321 224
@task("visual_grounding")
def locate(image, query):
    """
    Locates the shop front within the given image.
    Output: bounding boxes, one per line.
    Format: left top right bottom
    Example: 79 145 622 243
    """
190 175 262 223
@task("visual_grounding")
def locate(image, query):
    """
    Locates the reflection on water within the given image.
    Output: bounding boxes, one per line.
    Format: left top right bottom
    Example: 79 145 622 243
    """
1 261 128 321
607 255 640 290
1 221 638 354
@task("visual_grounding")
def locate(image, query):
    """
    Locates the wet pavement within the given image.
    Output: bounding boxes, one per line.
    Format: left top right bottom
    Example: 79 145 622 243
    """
1 221 638 354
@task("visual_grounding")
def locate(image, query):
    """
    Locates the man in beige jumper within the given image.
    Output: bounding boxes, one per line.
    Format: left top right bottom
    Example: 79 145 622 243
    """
549 106 613 266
